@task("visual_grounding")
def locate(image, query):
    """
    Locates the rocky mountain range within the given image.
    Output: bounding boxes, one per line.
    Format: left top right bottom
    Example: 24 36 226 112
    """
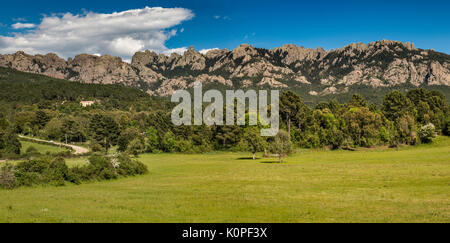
0 40 449 97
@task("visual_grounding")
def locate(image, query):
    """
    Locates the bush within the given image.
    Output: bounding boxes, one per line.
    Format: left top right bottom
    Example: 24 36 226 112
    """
115 153 148 176
162 131 177 152
91 143 103 153
85 153 118 180
443 116 450 136
69 166 93 182
127 138 145 156
418 123 436 143
0 163 16 189
69 153 148 182
175 140 193 153
46 157 70 186
23 146 42 159
25 146 38 154
1 150 147 189
146 126 159 152
53 150 72 158
14 157 70 186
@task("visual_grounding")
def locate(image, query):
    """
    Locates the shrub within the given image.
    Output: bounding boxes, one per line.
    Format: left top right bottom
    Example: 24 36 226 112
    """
127 138 145 156
91 143 103 152
14 157 70 186
25 146 38 154
46 157 70 186
418 123 436 143
443 116 450 136
69 165 94 182
0 163 16 189
2 153 147 189
23 146 41 159
53 150 72 158
175 139 193 153
162 131 177 152
70 153 147 181
115 153 148 176
86 153 118 180
146 126 159 152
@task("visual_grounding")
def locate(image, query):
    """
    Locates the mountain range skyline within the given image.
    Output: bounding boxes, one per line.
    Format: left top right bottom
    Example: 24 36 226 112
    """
1 39 449 100
1 0 449 62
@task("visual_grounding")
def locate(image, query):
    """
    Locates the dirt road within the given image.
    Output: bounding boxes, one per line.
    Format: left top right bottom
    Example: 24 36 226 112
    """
18 135 89 155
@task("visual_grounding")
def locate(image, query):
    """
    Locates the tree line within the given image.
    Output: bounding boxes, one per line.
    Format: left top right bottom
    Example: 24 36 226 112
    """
1 81 448 160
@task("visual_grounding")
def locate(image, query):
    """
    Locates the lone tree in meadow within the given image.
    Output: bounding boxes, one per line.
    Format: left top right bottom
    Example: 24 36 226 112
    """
242 127 266 160
269 130 292 163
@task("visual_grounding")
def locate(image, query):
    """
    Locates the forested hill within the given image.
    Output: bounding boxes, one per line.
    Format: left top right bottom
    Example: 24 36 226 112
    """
0 66 448 109
0 65 448 160
0 66 152 103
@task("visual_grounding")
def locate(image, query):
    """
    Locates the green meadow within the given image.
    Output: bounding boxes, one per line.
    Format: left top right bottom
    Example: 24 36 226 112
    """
0 137 449 223
20 140 70 155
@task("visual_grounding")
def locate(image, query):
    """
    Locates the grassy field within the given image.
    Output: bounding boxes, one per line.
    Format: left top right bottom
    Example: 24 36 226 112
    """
1 137 449 223
20 140 69 155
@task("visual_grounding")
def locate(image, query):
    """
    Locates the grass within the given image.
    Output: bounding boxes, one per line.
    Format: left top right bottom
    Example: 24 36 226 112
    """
20 140 69 155
0 137 449 223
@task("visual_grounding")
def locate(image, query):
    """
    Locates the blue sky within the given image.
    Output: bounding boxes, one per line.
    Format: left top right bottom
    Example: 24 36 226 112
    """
0 0 449 60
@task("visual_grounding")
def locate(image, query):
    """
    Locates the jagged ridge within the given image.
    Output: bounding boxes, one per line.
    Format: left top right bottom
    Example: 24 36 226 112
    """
0 40 449 96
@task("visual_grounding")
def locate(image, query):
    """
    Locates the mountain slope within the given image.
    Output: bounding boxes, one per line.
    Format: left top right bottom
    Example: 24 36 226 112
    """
1 40 449 98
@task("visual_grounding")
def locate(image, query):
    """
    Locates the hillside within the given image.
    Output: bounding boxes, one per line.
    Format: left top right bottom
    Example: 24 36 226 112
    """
0 66 151 103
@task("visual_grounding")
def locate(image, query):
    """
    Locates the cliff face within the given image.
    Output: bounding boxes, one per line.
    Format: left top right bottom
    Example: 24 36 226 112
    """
1 40 449 96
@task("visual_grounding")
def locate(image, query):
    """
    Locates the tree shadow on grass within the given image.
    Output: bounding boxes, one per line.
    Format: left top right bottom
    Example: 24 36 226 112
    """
236 157 262 160
260 161 282 164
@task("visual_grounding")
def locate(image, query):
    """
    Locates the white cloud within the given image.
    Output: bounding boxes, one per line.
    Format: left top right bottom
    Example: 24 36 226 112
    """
11 23 36 29
0 7 194 60
109 37 145 57
199 48 219 54
162 47 188 55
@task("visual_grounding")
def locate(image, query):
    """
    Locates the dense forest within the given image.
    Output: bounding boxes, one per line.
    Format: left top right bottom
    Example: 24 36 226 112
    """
0 67 449 159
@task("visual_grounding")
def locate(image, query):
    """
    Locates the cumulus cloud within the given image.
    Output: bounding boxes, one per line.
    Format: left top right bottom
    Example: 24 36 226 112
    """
0 7 194 60
12 23 36 29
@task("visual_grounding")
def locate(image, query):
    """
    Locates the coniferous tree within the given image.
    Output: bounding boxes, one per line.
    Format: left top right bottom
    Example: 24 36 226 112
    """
280 91 303 137
89 114 120 152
